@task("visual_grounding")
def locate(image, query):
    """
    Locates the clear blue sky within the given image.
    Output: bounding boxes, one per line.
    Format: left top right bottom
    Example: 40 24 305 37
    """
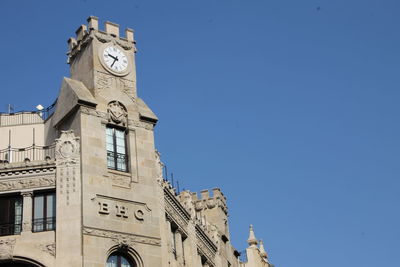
1 1 399 266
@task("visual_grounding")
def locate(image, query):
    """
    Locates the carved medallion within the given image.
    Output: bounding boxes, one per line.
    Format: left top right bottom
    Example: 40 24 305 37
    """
56 131 80 162
107 101 127 125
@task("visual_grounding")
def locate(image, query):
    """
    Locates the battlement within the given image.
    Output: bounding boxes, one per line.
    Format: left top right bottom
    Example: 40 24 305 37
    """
188 188 228 215
67 16 135 63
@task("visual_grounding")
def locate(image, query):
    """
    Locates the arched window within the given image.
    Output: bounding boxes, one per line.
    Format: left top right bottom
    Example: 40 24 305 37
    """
106 253 135 267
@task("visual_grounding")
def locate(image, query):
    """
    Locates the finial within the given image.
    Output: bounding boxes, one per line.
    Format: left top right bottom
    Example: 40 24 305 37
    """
259 239 268 259
247 224 258 247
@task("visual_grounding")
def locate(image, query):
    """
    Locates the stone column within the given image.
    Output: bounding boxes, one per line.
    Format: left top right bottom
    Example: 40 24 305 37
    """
175 230 184 265
21 191 33 232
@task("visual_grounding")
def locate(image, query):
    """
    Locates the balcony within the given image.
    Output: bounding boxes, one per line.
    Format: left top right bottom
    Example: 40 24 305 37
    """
0 144 55 166
0 101 56 127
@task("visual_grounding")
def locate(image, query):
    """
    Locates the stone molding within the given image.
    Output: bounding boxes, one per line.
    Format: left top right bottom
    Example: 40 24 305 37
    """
0 175 55 192
83 227 161 246
94 30 135 51
164 187 191 235
80 107 154 131
0 166 56 177
196 225 217 266
0 238 16 260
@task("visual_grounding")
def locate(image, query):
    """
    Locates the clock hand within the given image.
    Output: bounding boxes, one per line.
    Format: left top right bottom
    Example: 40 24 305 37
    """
111 56 119 68
107 53 118 60
111 58 117 67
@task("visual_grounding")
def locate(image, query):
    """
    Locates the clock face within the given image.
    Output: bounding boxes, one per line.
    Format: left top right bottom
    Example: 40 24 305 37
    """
102 46 129 73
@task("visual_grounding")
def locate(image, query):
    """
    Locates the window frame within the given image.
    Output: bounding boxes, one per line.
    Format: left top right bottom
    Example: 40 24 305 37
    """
0 193 23 236
106 125 129 172
32 191 56 233
106 252 135 267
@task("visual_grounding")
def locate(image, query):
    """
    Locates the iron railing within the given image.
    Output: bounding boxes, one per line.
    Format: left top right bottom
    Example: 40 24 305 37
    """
0 144 55 164
32 217 56 232
0 221 22 236
0 101 57 127
107 151 128 172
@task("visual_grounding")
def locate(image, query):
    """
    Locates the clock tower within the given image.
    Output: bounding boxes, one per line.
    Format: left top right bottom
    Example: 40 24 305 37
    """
53 16 161 266
68 16 137 99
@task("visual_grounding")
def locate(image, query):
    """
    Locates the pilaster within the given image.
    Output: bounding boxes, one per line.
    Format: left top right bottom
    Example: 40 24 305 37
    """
21 191 33 233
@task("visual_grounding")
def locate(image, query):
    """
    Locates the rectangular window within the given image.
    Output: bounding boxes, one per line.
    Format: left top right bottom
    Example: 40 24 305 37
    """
106 127 128 172
33 192 56 232
0 195 22 236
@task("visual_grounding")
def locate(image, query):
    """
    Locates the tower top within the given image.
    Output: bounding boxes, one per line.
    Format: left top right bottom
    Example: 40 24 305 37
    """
67 16 135 64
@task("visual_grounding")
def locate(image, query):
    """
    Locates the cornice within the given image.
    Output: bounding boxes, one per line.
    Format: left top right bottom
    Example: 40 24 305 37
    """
83 227 161 247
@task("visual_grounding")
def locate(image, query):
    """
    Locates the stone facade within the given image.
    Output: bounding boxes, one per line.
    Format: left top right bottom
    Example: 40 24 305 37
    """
0 17 273 267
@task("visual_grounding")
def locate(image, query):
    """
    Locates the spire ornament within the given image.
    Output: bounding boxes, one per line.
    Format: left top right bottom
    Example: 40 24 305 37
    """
247 224 258 248
259 239 268 260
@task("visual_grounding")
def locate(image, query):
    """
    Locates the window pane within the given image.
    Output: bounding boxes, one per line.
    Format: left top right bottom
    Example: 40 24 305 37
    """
115 130 126 154
34 196 44 219
34 195 44 232
106 255 118 267
46 194 56 230
121 256 132 267
14 199 22 234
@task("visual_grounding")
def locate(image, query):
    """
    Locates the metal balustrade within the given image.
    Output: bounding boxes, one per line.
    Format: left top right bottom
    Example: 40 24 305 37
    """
0 101 56 127
0 144 55 164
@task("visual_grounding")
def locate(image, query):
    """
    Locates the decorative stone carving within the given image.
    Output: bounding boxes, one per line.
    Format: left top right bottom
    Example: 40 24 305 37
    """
55 131 80 164
164 188 191 236
107 101 127 125
94 31 134 51
94 31 112 43
155 150 164 183
56 131 80 206
80 107 154 131
38 243 56 257
196 226 217 266
94 71 136 97
0 238 16 260
83 227 161 246
0 176 55 192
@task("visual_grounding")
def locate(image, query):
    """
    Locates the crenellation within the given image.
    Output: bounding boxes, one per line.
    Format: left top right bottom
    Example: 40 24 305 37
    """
105 21 120 37
125 28 134 42
200 189 210 199
67 17 136 65
75 24 87 42
67 37 77 51
87 16 98 31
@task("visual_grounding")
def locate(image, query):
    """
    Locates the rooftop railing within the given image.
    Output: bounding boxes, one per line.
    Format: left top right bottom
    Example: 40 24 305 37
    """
0 101 57 127
0 144 56 165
